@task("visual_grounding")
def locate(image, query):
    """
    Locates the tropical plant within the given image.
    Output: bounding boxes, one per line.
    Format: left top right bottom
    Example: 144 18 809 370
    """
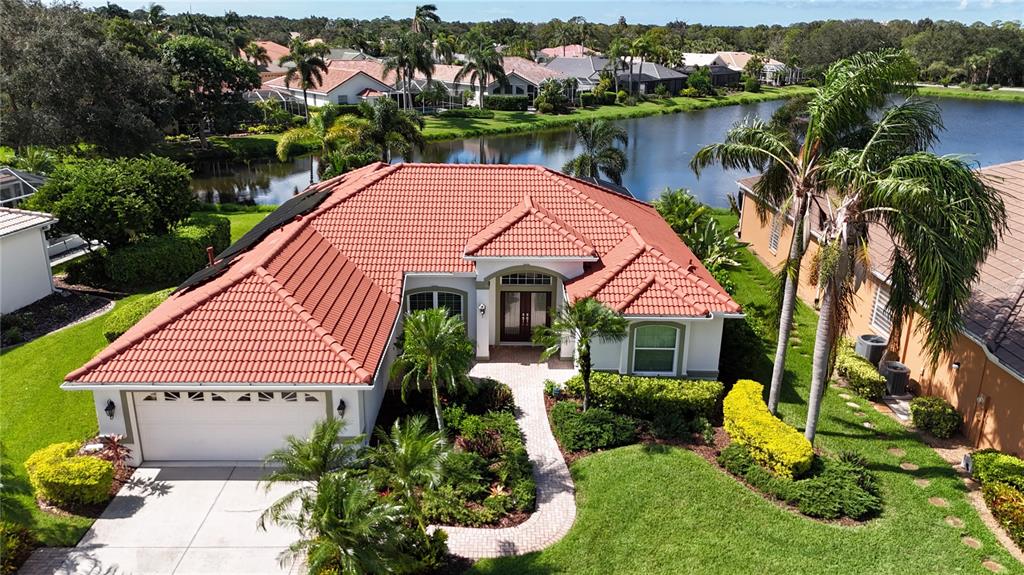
605 38 628 93
384 30 435 110
433 32 458 65
532 298 628 411
356 98 426 163
456 32 508 109
561 119 629 184
690 49 919 416
279 38 330 121
391 308 476 431
412 4 440 36
369 416 451 532
627 35 652 95
276 106 368 181
243 41 270 67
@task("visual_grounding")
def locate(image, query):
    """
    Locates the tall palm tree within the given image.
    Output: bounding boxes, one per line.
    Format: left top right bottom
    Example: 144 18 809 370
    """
532 298 628 411
368 416 450 532
279 38 330 121
691 49 919 415
553 21 574 56
243 41 271 67
391 308 476 430
627 35 652 95
433 32 457 65
277 107 368 182
383 31 434 110
455 33 508 109
561 119 629 184
412 4 440 36
801 100 1005 443
605 38 627 93
144 3 167 31
357 98 426 163
258 418 365 531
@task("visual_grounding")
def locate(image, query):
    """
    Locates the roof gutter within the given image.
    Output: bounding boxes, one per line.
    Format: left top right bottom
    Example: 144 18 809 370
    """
61 382 376 391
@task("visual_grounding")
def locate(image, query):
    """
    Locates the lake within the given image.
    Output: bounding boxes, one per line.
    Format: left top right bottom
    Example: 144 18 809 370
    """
191 97 1024 208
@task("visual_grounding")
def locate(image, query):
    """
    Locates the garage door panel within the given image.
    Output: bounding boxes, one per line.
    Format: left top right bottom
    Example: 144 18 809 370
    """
133 391 327 461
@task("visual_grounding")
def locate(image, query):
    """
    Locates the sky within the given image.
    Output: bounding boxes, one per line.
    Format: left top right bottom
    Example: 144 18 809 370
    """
76 0 1023 26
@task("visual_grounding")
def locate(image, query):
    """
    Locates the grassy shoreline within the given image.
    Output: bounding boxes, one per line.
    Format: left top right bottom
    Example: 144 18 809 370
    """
917 85 1024 103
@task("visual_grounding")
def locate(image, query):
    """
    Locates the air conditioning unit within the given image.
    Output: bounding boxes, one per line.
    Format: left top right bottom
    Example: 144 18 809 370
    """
855 334 888 365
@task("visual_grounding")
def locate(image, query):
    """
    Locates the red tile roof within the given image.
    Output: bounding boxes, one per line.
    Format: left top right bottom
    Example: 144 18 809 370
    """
263 60 395 93
539 44 599 58
67 163 738 386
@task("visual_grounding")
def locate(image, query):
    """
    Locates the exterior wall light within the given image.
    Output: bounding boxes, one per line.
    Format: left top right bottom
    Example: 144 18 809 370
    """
478 303 486 315
952 361 961 370
336 398 347 418
104 399 116 420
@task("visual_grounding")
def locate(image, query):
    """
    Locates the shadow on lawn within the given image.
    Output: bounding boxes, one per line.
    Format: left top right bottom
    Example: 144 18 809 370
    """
466 550 556 575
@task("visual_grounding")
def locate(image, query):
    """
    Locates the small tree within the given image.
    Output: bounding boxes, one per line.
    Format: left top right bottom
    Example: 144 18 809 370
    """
687 67 715 97
532 298 628 411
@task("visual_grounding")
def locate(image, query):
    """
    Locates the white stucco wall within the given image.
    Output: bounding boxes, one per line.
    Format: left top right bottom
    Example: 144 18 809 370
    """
328 74 395 105
0 226 54 313
685 316 725 376
404 274 478 337
590 315 726 378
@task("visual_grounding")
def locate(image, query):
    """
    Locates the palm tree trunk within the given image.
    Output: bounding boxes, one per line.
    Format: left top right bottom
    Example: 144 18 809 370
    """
804 281 835 443
579 345 592 411
767 197 808 414
431 381 444 431
479 79 486 109
302 88 310 122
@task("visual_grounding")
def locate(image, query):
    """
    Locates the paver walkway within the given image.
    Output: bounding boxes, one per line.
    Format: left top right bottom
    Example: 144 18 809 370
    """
433 346 578 559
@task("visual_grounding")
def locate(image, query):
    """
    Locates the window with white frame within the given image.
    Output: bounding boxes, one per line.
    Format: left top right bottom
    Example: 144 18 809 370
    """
632 325 679 374
768 214 783 253
870 285 894 335
500 273 552 285
407 290 463 319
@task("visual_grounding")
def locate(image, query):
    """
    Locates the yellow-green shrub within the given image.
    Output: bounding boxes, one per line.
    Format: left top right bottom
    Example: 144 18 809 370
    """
723 380 814 478
25 442 114 506
835 346 886 400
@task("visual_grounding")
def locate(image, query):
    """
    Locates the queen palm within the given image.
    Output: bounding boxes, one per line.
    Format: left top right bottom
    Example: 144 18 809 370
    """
412 4 440 36
383 31 435 110
455 33 508 109
562 119 629 184
279 38 329 121
391 308 476 431
533 298 628 411
357 98 426 163
244 41 271 67
801 99 1005 443
433 32 458 65
368 416 450 532
691 49 919 415
277 107 368 182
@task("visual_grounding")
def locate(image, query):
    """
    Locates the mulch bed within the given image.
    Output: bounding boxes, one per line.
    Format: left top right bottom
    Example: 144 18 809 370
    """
0 289 112 348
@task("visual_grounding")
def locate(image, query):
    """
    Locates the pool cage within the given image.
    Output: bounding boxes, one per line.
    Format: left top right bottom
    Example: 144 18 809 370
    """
244 89 308 117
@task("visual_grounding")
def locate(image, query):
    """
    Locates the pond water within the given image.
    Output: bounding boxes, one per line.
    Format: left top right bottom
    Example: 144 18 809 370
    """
190 97 1024 208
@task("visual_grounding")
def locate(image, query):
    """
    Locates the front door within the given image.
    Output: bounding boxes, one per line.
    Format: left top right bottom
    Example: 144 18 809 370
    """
501 291 550 342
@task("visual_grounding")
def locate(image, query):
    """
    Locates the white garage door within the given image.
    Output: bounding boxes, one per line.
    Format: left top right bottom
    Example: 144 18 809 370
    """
133 390 328 461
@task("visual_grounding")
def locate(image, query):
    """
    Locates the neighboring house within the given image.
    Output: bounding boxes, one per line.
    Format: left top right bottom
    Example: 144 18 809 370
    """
327 48 380 62
735 160 1024 454
0 207 56 313
544 56 612 91
0 167 45 208
619 59 688 95
240 40 292 81
414 57 567 104
716 51 801 86
262 60 396 106
64 163 740 464
678 64 741 87
545 56 686 94
538 44 600 60
681 53 726 68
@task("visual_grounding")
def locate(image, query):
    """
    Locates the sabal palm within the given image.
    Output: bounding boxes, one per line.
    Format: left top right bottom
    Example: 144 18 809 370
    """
391 308 476 430
357 98 426 163
279 39 329 121
258 418 364 531
277 108 368 182
383 31 435 110
369 415 450 531
801 99 1005 443
455 35 507 109
562 119 629 184
533 298 628 411
691 49 918 415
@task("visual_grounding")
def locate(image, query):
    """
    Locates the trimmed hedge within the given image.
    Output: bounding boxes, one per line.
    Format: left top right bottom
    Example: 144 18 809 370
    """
550 401 637 452
437 108 495 119
723 380 813 478
909 396 960 439
25 442 114 507
972 449 1024 491
835 346 886 400
982 482 1024 548
105 213 231 288
563 372 723 425
483 95 529 111
103 288 173 342
1 521 36 575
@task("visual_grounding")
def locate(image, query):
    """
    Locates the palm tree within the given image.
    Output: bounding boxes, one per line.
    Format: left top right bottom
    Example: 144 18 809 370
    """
561 119 629 184
391 308 476 430
279 38 330 122
553 21 573 56
368 416 450 532
383 31 434 110
605 38 627 93
244 41 271 67
455 33 507 109
982 47 1003 84
144 3 167 31
801 99 1005 443
691 49 919 415
258 418 365 531
357 98 426 163
277 107 368 182
433 32 457 65
277 473 411 575
532 298 628 411
964 53 986 84
627 35 652 95
412 4 440 36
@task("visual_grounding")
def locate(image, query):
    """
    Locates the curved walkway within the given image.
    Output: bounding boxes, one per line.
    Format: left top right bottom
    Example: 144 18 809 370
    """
434 347 578 559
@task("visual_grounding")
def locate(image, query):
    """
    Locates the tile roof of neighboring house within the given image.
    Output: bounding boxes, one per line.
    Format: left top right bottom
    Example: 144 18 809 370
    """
327 48 379 61
67 163 738 386
263 60 396 94
682 53 723 67
501 56 565 86
627 59 687 81
716 51 786 72
240 41 292 73
543 56 608 84
539 44 600 58
0 206 55 238
738 160 1024 379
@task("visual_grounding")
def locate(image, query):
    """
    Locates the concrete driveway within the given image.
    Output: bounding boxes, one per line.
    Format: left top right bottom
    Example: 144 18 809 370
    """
20 467 301 575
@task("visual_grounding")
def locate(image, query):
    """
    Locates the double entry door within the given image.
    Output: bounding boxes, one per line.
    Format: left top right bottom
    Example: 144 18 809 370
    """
500 291 551 342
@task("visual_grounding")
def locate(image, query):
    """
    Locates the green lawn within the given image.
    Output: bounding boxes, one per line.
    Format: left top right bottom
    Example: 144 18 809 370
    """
917 85 1024 103
471 219 1023 575
223 211 271 242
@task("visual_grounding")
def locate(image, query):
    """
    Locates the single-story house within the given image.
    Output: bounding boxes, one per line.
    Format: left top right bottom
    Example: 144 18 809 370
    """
543 56 612 91
681 53 726 68
240 40 292 81
735 160 1024 454
0 207 56 313
678 64 741 87
414 57 568 105
65 163 740 464
326 48 379 62
716 51 801 86
0 167 45 208
618 59 688 95
538 44 600 60
262 60 396 107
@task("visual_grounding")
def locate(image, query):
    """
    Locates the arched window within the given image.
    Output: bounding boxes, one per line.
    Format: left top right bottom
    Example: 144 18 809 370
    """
632 325 679 375
407 290 464 319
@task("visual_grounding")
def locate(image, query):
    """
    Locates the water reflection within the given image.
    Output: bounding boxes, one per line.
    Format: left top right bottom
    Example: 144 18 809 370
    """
192 156 319 204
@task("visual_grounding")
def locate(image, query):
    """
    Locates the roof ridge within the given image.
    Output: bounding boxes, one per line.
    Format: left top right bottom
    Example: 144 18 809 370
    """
254 266 373 382
576 234 646 299
646 245 740 311
463 197 533 255
525 200 596 256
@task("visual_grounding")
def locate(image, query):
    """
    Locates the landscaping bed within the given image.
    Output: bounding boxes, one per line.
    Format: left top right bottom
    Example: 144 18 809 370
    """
0 290 110 348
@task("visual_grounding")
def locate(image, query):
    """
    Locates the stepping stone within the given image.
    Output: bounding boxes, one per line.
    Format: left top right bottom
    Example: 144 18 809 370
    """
900 462 920 471
887 447 906 457
846 401 860 408
982 560 1006 573
855 411 867 417
928 497 949 508
862 421 875 429
944 516 964 528
839 393 853 400
961 536 982 549
914 478 931 488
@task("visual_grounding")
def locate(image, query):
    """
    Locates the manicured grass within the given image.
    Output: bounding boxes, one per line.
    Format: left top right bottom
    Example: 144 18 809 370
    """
0 294 148 546
471 228 1023 574
223 211 271 242
917 85 1024 103
422 86 813 141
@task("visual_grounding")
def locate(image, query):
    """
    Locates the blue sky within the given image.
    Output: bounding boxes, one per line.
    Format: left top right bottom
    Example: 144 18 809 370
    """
77 0 1023 26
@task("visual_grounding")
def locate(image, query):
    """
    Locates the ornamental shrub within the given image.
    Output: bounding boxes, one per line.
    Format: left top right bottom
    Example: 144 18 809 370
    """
1 521 36 575
104 213 231 288
103 288 173 342
563 372 723 424
550 401 636 452
972 449 1024 491
25 442 114 507
723 380 813 478
982 481 1024 548
744 77 761 92
909 396 960 439
615 90 628 104
438 108 495 119
482 95 529 111
835 346 887 400
580 92 597 107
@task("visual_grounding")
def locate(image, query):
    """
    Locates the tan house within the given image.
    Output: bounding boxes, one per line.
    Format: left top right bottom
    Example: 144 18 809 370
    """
736 160 1024 455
